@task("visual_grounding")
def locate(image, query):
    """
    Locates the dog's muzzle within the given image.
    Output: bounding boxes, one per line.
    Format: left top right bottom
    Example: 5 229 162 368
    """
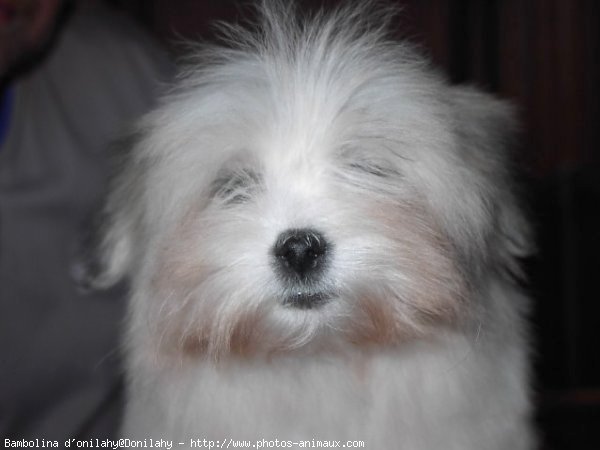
272 228 331 309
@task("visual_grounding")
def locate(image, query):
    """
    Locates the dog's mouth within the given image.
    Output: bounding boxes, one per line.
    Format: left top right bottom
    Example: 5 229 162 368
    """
283 291 331 310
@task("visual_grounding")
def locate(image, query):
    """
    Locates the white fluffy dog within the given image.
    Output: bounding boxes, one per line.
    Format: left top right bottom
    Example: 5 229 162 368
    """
91 2 535 448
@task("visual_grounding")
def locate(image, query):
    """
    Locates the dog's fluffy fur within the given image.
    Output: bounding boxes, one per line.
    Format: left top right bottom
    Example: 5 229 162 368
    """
92 2 535 448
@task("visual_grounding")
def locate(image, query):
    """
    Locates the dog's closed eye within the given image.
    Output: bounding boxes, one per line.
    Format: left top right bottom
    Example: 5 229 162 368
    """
349 161 398 178
339 145 402 181
210 169 262 205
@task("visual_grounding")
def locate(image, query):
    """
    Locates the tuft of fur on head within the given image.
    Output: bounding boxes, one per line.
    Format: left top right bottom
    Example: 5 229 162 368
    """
89 0 531 362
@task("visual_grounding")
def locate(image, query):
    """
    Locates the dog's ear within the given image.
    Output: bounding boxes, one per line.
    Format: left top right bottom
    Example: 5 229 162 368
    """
448 86 533 277
72 131 144 291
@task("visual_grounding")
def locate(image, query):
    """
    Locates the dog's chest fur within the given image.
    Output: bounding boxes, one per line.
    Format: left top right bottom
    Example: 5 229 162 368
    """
124 328 530 450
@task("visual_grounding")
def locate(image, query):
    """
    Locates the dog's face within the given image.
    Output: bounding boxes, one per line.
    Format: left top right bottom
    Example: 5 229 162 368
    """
149 104 468 358
93 5 529 360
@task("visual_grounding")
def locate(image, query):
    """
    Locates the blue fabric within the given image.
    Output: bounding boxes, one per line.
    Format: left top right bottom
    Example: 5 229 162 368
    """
0 87 13 147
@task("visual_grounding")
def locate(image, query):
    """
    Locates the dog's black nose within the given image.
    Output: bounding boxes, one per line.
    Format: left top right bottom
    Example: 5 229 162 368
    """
273 228 328 280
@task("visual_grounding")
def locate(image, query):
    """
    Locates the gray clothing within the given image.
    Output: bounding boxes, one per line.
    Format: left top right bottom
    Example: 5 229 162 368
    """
0 4 171 440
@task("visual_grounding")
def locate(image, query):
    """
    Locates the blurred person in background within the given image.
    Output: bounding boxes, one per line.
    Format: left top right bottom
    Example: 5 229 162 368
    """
0 0 172 440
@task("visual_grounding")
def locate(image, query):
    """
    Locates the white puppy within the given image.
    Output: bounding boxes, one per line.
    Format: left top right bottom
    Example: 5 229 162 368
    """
91 2 535 448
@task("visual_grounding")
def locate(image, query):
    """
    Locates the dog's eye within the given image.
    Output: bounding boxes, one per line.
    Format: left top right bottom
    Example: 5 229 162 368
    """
211 169 261 204
349 161 397 178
